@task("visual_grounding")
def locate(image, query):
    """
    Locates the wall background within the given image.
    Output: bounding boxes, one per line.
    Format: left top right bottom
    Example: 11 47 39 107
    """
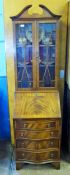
0 0 10 140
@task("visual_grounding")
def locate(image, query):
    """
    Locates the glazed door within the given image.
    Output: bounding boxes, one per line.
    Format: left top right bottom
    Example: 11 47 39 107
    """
36 21 57 88
15 21 57 89
15 22 36 89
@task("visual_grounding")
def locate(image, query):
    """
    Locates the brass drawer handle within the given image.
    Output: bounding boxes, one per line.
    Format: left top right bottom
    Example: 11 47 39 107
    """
50 153 54 158
48 122 55 128
21 133 24 137
50 132 54 136
22 143 25 146
22 153 25 157
23 124 26 128
22 143 24 145
50 141 54 146
48 123 51 128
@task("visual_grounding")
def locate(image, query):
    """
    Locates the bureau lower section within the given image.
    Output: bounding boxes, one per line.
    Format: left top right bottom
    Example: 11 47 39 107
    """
16 149 59 163
14 118 61 170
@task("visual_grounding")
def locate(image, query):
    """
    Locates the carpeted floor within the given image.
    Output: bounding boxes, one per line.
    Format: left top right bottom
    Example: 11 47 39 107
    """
11 161 70 175
0 141 11 175
0 142 70 175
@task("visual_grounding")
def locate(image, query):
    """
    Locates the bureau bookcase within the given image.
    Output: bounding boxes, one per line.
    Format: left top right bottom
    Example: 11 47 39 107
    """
11 5 61 170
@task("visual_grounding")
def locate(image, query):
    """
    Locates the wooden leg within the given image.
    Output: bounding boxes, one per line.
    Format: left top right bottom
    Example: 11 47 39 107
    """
52 162 60 169
16 162 23 170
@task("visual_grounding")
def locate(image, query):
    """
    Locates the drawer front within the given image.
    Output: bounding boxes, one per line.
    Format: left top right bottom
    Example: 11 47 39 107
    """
16 151 35 162
15 130 60 140
16 150 60 162
16 139 59 150
14 119 60 130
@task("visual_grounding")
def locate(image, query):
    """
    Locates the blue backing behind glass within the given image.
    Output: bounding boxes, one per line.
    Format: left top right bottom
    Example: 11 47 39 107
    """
16 23 33 88
39 23 56 87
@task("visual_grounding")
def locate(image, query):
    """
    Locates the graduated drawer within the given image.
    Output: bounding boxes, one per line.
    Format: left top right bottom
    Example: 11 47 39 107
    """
15 130 60 140
16 139 59 150
14 119 60 130
16 150 60 162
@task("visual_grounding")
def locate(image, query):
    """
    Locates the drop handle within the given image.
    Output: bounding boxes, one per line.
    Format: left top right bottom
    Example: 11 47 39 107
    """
23 124 26 128
21 133 24 137
51 131 54 136
48 123 51 128
50 153 54 158
22 143 24 146
50 141 54 146
22 153 25 157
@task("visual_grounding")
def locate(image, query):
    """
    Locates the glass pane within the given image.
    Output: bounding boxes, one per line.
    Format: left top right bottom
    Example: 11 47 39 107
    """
16 23 33 88
39 23 56 87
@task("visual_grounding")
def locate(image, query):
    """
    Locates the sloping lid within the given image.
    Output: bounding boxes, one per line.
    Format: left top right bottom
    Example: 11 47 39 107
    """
14 90 61 119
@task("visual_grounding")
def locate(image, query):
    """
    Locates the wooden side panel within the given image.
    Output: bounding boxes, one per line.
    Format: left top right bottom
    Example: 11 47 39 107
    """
58 3 68 112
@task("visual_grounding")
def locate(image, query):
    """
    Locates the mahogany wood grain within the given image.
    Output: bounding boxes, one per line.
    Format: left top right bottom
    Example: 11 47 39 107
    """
16 139 59 150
